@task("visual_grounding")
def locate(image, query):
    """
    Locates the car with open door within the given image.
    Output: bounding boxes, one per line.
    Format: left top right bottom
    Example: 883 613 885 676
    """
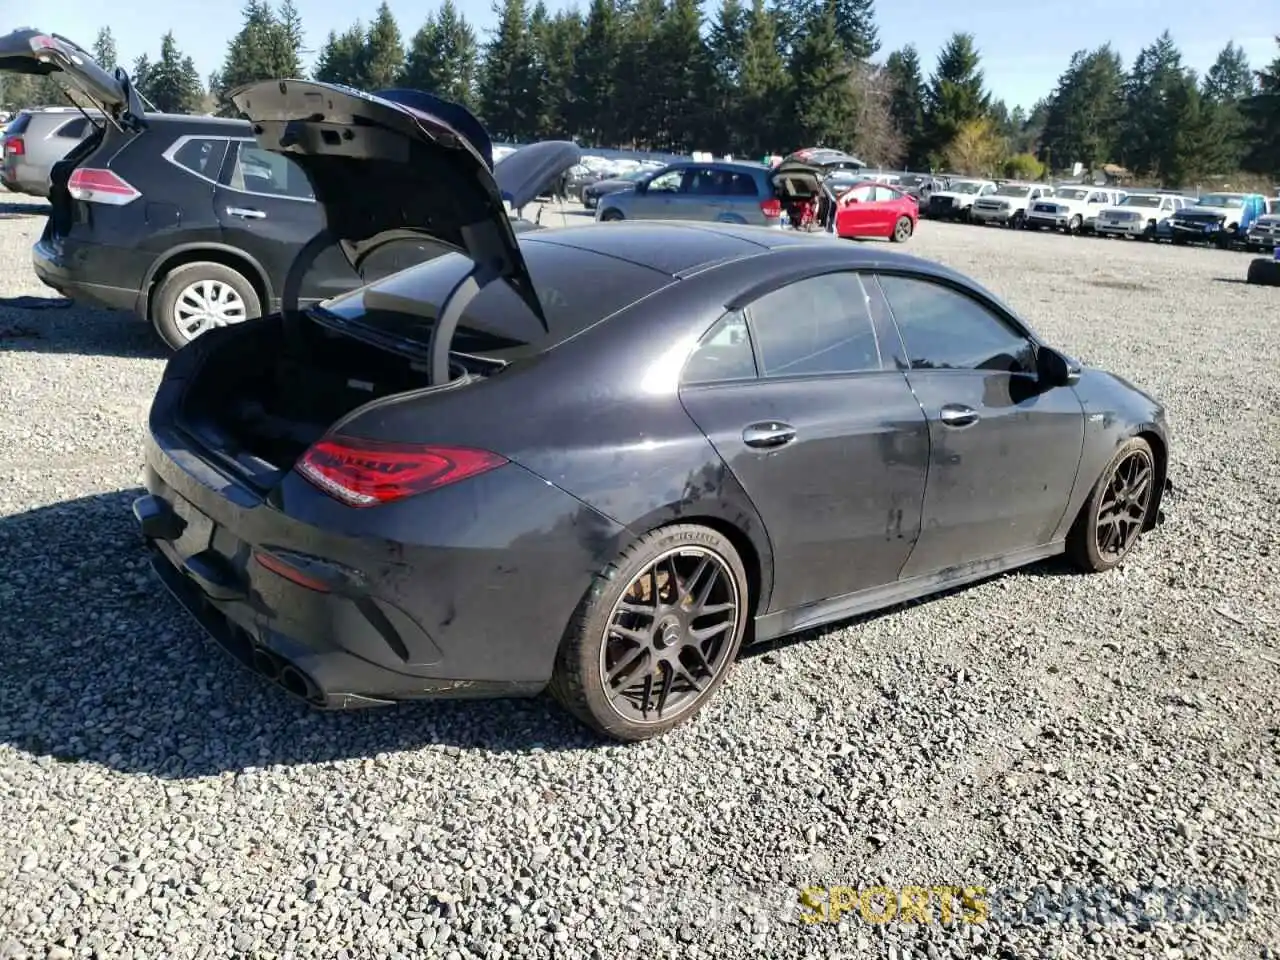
833 180 918 242
132 79 1174 743
0 28 579 348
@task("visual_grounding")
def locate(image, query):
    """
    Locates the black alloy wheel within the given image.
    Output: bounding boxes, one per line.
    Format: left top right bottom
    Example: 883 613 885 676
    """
549 524 748 740
1067 437 1157 572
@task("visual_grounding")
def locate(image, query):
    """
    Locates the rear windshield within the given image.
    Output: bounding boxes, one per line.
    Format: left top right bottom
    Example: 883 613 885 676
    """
4 112 31 135
315 240 674 361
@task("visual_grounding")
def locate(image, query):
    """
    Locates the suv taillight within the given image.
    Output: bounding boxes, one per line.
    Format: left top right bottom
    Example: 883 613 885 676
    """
760 198 782 218
3 137 22 156
67 167 141 205
295 436 508 507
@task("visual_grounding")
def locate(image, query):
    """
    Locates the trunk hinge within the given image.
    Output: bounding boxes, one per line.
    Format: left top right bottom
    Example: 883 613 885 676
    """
427 259 499 386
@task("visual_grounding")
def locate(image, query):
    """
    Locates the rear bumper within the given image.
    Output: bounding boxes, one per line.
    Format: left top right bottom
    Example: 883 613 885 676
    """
33 235 140 313
136 392 626 708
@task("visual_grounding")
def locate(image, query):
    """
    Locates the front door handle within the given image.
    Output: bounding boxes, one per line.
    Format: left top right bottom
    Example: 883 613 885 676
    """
226 206 266 220
742 421 796 449
939 404 980 428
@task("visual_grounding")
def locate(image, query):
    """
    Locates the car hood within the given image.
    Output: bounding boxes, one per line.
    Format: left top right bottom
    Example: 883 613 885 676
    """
1253 214 1280 227
585 177 636 194
0 28 145 125
494 139 581 209
1179 205 1236 218
229 79 546 332
931 190 980 202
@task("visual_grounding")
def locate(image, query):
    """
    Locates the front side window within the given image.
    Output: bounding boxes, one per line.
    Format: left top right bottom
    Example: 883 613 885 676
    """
646 168 683 192
228 143 314 200
877 274 1036 374
682 310 756 384
746 272 883 378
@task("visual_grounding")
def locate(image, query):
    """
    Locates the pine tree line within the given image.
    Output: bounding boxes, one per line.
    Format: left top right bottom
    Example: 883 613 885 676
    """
2 5 1278 186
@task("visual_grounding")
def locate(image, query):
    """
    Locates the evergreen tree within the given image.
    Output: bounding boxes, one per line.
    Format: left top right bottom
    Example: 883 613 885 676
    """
92 28 119 72
265 0 307 78
313 24 368 87
477 0 538 141
1199 43 1255 173
614 0 666 148
708 0 747 152
832 0 877 61
566 0 620 143
656 0 714 152
738 0 790 156
530 10 583 138
1241 38 1280 175
214 0 303 113
1039 45 1125 173
362 2 405 91
138 32 205 114
922 32 991 166
885 45 926 166
787 0 856 150
1118 32 1187 177
403 0 481 107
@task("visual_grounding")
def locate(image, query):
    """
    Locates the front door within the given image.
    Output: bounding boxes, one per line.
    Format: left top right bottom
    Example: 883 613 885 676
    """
628 166 685 219
871 272 1086 579
213 139 360 310
678 271 931 612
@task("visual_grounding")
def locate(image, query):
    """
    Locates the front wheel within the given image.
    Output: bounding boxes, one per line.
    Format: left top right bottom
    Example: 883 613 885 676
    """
1066 437 1158 573
1010 211 1025 230
599 208 624 222
1067 214 1083 235
548 524 750 741
151 261 261 350
890 216 914 242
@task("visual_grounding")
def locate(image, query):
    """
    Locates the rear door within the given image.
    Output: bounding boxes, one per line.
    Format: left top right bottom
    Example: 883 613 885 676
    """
213 139 361 309
678 270 930 612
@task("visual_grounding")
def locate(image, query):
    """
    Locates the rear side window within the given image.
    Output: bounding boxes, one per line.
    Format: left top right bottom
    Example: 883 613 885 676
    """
4 113 32 135
227 143 314 200
682 310 756 384
747 272 883 377
873 186 899 202
170 137 228 180
317 240 673 359
53 117 90 139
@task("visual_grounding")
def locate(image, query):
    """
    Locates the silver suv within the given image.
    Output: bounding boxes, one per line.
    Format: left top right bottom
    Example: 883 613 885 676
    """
2 106 101 198
594 161 785 226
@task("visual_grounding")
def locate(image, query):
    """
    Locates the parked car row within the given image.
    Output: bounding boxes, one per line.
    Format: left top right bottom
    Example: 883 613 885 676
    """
921 175 1279 251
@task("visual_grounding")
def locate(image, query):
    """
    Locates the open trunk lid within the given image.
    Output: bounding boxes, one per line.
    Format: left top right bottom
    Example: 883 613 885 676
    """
494 140 581 209
229 79 548 385
0 29 144 128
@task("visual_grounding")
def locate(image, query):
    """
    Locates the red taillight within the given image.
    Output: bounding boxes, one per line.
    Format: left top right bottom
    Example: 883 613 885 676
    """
67 167 141 205
3 137 23 156
295 436 508 507
761 198 782 218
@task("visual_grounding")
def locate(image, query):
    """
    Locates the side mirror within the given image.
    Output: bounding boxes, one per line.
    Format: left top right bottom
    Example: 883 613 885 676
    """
1037 345 1081 387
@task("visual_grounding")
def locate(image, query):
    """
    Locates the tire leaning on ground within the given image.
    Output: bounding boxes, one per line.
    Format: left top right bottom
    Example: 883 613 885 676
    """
1065 436 1158 573
1246 257 1280 287
890 216 913 242
547 523 750 741
151 261 261 350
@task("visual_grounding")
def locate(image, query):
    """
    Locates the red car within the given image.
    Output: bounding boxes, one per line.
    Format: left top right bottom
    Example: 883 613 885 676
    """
834 181 918 243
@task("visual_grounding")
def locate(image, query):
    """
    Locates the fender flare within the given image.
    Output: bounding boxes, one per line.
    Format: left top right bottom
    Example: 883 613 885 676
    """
136 242 275 319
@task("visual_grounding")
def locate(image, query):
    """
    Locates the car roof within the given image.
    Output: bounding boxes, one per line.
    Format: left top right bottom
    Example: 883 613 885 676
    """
521 220 932 279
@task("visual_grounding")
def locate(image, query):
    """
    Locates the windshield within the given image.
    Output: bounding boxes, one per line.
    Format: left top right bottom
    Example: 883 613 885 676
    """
994 185 1028 197
1120 195 1161 208
315 240 673 361
949 181 984 194
1197 194 1244 208
1055 188 1089 201
620 169 649 181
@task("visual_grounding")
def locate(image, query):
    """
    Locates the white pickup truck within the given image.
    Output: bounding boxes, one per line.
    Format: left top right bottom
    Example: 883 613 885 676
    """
923 179 997 221
1094 193 1190 240
1025 186 1125 234
969 182 1055 228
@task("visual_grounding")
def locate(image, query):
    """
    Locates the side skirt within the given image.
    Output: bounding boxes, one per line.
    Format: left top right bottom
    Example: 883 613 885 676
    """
751 541 1066 643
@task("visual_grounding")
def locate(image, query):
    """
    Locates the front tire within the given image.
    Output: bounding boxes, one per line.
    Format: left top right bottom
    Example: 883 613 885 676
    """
548 524 750 741
890 216 913 242
600 209 624 222
151 261 260 350
1247 257 1280 287
1065 438 1157 573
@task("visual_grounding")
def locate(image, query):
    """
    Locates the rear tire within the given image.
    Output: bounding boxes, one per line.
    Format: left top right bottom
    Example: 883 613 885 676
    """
548 523 750 742
890 216 913 242
1246 257 1280 287
600 209 624 222
1066 437 1157 573
151 261 261 350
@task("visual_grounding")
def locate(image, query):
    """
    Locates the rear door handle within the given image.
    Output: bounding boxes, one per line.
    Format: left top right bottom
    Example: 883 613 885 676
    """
226 206 266 220
742 421 796 449
939 404 980 428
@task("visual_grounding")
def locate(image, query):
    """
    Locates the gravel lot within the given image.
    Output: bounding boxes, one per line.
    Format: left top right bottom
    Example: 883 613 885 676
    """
1 198 1278 960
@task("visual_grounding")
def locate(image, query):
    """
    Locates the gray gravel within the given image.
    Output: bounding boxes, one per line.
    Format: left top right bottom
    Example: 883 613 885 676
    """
2 198 1279 960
